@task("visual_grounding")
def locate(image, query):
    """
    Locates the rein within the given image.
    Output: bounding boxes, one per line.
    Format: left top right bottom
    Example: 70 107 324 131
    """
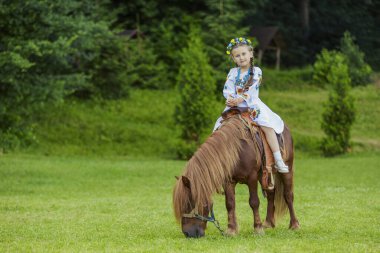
182 205 225 236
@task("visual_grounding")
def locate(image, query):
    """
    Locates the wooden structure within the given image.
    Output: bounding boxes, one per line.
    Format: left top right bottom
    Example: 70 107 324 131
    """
250 26 284 70
118 29 144 39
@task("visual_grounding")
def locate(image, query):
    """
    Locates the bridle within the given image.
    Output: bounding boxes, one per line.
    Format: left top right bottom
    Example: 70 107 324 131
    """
182 204 225 236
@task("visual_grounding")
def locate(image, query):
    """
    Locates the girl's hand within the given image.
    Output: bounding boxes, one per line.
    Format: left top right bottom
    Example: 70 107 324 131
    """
226 97 244 107
226 96 234 106
236 97 244 104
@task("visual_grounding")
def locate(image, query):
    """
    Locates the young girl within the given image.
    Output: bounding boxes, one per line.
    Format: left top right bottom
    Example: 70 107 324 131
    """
213 37 289 173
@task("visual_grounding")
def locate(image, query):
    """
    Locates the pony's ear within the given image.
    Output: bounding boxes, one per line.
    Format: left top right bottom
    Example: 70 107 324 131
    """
175 176 179 180
182 176 191 189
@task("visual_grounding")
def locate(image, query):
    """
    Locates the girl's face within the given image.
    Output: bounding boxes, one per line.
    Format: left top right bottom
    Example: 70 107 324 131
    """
231 45 253 69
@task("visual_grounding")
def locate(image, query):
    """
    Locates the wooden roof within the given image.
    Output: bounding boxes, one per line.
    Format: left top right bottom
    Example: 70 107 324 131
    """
250 26 284 50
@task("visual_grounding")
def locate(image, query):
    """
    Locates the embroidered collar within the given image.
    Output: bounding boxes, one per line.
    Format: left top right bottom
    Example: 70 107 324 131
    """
235 67 255 87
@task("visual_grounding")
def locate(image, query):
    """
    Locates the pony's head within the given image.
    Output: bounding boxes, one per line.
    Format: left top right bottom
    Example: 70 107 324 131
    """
173 176 211 238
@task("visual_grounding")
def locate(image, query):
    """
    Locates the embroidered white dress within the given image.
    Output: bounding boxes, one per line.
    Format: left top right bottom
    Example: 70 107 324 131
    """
213 67 284 133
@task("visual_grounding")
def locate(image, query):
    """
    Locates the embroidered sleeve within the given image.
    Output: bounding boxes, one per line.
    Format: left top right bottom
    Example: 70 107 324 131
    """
254 68 263 90
223 68 236 99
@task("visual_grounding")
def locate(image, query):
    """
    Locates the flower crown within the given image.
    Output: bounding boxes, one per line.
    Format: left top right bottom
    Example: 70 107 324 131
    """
226 37 252 55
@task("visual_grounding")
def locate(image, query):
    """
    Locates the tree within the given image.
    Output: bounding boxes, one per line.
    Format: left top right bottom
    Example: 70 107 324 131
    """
0 0 129 150
317 50 355 156
313 49 341 87
124 38 169 90
175 26 217 159
113 0 262 88
200 0 251 91
299 0 310 38
339 31 372 86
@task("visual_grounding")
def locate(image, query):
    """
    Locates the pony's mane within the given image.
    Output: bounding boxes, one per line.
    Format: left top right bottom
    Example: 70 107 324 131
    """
173 116 260 222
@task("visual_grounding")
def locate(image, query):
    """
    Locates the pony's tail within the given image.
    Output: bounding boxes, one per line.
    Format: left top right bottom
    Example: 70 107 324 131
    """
274 125 294 223
274 173 288 223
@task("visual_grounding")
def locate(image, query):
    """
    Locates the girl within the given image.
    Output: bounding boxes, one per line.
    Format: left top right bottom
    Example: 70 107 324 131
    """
213 37 289 173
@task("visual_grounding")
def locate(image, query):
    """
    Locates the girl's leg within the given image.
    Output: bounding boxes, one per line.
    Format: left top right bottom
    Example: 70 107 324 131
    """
261 126 289 173
261 126 280 152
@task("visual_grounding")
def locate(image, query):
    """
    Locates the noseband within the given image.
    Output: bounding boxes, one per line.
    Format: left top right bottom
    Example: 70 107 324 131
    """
182 204 225 236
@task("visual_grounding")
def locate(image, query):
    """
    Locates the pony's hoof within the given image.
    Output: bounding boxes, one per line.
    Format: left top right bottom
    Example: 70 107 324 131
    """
289 221 300 230
254 226 265 235
262 220 275 229
225 228 238 237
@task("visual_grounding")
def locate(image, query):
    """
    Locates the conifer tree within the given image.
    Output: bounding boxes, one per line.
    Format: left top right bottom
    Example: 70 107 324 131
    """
175 26 217 159
125 39 168 89
318 50 355 156
201 0 250 89
0 0 128 150
339 31 372 86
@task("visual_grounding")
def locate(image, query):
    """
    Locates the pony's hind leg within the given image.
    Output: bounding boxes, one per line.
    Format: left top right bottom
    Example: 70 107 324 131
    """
224 182 238 236
248 178 264 235
263 190 276 228
282 172 300 229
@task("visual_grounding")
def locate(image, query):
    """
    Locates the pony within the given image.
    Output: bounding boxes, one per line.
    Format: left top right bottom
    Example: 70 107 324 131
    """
172 113 300 238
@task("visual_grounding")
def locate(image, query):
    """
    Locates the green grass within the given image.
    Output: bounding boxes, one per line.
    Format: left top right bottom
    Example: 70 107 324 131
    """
28 82 380 158
29 90 181 158
262 66 314 90
0 153 379 252
259 83 380 153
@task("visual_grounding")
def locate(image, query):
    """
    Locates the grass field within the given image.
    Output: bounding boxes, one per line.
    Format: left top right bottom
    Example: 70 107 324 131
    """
1 152 379 252
28 82 380 157
2 73 379 252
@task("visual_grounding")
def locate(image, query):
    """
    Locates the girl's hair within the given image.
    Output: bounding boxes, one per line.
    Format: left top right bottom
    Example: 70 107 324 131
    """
246 55 254 90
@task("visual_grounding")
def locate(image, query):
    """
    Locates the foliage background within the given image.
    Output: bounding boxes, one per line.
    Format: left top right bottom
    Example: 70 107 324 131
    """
1 0 379 153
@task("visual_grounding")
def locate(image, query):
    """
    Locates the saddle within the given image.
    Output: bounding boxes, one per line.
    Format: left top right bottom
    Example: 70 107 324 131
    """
221 107 276 191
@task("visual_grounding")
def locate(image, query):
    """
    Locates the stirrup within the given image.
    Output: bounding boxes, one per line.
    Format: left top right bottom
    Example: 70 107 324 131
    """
268 172 275 190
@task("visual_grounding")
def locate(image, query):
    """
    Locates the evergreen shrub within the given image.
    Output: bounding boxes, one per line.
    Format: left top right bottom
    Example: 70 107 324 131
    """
150 18 189 87
313 49 343 87
318 50 355 156
86 35 130 99
339 31 372 86
175 27 217 159
125 39 168 89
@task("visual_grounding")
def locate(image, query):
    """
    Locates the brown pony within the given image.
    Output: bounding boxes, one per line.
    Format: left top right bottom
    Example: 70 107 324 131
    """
172 113 300 238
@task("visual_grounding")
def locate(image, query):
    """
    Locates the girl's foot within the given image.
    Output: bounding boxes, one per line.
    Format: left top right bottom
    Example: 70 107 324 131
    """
275 160 289 173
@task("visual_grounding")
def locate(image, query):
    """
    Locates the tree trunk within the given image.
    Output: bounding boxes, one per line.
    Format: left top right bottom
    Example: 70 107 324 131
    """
300 0 310 38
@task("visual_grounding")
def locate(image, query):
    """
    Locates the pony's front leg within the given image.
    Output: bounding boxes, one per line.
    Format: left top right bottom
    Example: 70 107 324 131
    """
248 179 264 235
224 182 238 236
